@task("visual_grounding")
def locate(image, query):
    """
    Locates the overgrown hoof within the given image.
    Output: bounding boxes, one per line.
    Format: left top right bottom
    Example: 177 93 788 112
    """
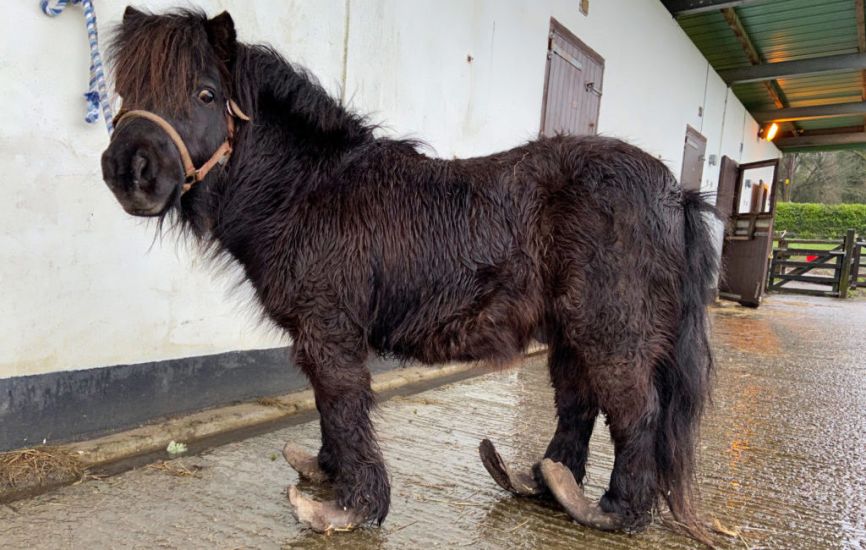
540 459 623 532
479 439 544 497
283 443 329 484
600 493 652 533
287 485 366 533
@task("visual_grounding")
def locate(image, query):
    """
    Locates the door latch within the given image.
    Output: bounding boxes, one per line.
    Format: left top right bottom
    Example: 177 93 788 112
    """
585 82 602 97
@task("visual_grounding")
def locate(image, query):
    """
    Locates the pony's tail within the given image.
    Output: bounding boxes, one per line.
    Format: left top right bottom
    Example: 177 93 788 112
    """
655 190 719 543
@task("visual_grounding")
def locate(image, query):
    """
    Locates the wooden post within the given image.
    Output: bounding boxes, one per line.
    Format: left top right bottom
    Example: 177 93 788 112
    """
853 240 863 288
839 228 856 298
769 234 786 290
779 234 787 278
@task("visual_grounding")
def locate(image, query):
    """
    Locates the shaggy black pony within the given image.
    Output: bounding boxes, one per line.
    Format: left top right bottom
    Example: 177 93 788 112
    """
100 7 718 542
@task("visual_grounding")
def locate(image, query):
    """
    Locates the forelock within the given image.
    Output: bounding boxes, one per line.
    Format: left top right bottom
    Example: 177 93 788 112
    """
108 9 217 115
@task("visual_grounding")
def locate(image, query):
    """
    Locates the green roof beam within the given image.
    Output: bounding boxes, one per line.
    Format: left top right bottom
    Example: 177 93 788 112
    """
776 131 866 149
719 53 866 84
754 101 866 123
662 0 765 17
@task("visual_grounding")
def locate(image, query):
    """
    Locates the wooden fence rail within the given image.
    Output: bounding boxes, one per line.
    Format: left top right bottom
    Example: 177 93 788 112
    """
768 229 864 298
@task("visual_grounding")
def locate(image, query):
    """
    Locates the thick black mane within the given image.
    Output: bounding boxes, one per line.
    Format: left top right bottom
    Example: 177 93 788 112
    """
231 45 375 152
185 41 424 253
168 41 367 231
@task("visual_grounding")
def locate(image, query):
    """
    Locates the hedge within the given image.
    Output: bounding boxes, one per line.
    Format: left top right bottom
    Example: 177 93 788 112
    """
774 202 866 238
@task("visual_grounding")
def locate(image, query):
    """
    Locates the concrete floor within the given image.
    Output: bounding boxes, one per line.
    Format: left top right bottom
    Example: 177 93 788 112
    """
1 294 864 549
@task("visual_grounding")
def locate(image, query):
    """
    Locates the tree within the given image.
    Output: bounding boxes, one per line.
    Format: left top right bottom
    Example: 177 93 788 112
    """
779 153 799 202
840 151 866 203
779 150 866 204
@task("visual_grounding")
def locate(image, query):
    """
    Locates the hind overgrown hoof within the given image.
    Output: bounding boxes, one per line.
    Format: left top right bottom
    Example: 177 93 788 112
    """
479 439 544 497
287 485 366 533
283 443 329 484
540 459 623 531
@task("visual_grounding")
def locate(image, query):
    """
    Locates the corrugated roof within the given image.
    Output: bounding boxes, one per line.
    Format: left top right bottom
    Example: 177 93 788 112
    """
669 0 866 150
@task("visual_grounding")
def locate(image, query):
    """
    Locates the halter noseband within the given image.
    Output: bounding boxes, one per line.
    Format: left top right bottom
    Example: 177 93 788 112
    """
113 99 251 194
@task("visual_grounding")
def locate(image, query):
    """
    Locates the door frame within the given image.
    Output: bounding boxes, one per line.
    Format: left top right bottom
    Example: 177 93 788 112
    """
718 157 781 306
731 158 780 218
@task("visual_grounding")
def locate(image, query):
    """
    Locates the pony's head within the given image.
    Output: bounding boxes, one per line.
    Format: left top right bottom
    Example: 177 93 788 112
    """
101 7 247 217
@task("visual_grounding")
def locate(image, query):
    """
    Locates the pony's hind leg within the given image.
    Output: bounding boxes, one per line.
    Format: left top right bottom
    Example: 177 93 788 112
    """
478 341 597 499
535 341 627 532
541 351 660 532
542 342 598 484
595 364 660 530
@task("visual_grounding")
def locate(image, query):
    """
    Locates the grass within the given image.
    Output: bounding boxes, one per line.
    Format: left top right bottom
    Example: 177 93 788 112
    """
783 242 839 251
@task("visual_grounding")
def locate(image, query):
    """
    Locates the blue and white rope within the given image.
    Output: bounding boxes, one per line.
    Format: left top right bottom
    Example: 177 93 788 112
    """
41 0 114 134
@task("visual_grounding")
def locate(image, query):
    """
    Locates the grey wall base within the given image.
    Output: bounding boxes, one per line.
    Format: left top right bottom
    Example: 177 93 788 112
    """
0 348 399 452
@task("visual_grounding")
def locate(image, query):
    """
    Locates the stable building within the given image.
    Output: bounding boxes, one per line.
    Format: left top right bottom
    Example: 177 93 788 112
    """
2 0 859 451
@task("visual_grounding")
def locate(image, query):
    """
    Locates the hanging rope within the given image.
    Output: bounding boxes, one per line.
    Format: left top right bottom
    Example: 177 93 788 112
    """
41 0 114 134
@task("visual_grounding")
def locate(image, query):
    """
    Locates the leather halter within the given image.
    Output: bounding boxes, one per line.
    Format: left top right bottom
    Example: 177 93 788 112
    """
113 99 251 194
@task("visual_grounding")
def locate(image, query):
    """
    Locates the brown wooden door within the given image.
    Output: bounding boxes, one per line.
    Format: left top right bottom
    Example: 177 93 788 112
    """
716 156 739 224
540 19 604 137
718 157 780 307
680 126 707 191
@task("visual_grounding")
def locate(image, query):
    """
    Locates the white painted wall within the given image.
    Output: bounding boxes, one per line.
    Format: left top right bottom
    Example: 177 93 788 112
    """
344 0 780 183
0 0 779 380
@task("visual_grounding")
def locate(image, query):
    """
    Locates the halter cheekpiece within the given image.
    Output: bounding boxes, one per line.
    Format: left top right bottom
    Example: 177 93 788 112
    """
113 99 251 194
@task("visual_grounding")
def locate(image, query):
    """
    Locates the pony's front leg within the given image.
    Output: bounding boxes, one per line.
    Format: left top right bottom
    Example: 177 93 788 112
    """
286 331 390 533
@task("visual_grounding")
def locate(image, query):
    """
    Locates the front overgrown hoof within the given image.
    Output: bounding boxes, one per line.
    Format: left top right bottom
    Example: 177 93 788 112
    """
479 438 544 497
287 485 366 533
283 443 329 484
540 459 623 531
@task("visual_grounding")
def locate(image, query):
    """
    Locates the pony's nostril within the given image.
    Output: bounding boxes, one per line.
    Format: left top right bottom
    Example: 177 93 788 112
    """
131 152 149 186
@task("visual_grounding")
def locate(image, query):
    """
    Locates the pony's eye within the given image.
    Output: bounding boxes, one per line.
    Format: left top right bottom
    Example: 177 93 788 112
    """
197 89 215 104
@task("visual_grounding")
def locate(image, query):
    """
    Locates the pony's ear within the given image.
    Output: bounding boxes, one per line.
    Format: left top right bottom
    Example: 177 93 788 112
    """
206 11 237 68
122 6 146 25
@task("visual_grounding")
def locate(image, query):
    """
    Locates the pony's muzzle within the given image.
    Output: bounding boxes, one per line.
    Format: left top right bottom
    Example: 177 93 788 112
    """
101 128 182 217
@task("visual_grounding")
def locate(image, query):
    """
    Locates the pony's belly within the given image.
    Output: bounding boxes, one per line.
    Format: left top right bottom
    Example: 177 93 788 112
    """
377 294 540 365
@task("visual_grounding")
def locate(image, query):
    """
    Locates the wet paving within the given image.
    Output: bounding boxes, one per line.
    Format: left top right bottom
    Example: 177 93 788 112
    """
1 294 864 549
